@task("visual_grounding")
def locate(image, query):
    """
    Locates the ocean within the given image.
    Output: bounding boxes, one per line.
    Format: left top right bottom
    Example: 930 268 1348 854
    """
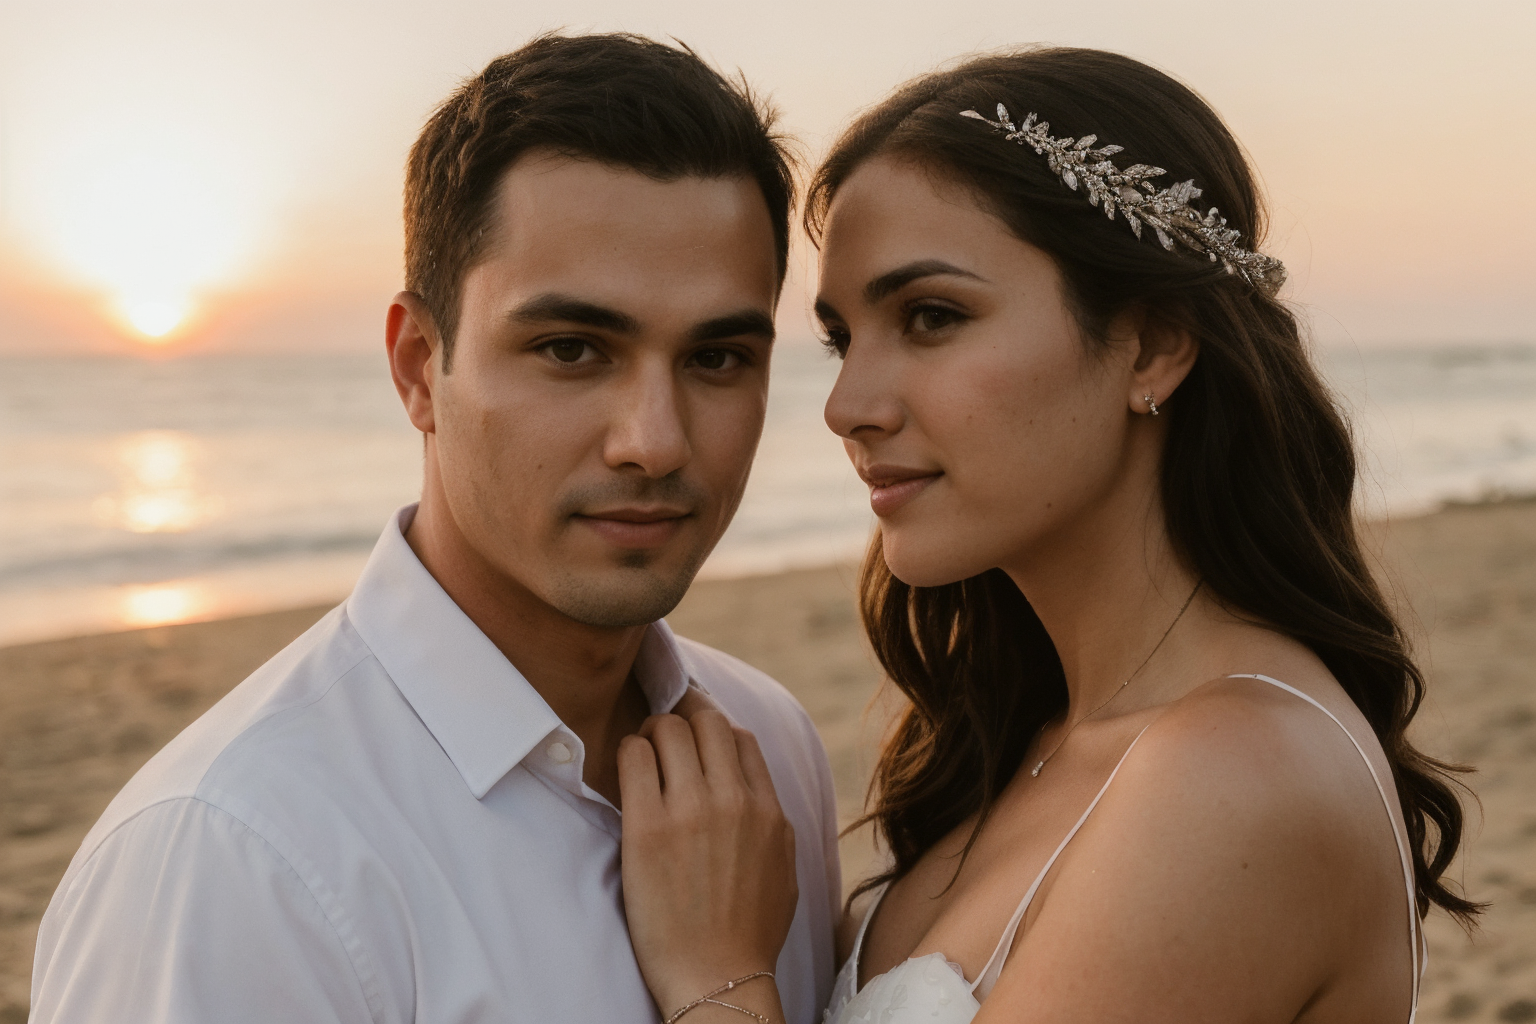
4 341 1535 645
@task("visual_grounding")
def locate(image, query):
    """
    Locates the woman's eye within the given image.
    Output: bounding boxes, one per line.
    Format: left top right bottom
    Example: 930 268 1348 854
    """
909 306 964 334
690 348 741 371
545 339 590 363
819 327 850 359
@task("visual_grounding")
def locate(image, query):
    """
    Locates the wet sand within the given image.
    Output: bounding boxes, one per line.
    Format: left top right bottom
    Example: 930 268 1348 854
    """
3 502 1534 1021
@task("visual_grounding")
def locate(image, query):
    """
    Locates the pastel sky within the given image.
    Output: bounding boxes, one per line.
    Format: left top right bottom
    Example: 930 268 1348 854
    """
1 0 1532 355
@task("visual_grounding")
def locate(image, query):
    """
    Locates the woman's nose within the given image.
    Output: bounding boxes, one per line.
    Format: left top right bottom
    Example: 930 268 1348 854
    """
823 336 904 442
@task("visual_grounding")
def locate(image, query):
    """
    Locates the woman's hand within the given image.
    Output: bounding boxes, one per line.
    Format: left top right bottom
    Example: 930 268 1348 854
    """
618 694 798 1018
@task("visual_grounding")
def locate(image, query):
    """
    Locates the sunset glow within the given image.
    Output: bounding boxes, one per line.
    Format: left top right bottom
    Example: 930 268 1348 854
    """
1 0 1532 358
12 114 268 346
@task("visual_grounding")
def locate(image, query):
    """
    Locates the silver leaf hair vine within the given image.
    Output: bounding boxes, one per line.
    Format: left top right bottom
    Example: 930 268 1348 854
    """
959 104 1287 295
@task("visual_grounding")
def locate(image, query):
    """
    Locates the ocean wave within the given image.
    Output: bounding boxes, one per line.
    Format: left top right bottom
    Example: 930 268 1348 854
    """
0 529 383 589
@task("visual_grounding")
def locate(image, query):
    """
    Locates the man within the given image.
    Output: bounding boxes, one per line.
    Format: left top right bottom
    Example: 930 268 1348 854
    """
31 33 840 1023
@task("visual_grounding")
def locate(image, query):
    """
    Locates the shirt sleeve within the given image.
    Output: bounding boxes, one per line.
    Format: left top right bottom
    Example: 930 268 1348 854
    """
31 797 380 1024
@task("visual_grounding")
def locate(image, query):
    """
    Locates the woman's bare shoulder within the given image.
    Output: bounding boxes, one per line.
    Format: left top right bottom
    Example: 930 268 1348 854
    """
1067 667 1400 920
1119 670 1382 820
993 673 1399 1016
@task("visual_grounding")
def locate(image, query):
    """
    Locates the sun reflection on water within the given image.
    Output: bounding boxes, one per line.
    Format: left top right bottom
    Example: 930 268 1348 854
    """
93 430 221 533
122 584 206 627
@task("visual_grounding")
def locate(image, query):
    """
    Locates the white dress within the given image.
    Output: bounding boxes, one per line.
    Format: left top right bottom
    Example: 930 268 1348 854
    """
822 675 1424 1024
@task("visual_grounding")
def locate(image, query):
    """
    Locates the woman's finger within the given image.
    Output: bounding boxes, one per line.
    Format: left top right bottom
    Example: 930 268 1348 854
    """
691 710 747 789
647 714 706 798
734 727 781 810
671 685 721 720
617 734 663 814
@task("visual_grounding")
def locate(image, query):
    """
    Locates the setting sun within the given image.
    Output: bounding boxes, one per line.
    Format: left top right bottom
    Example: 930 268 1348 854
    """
10 111 274 346
124 296 192 339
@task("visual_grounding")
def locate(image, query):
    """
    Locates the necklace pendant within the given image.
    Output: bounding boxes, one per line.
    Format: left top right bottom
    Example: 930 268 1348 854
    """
1031 761 1044 777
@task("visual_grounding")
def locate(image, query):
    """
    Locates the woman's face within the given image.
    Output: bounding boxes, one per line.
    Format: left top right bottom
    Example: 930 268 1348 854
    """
818 154 1150 587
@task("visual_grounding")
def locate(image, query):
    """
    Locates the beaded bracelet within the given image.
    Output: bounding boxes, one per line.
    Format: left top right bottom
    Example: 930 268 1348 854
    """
663 971 776 1024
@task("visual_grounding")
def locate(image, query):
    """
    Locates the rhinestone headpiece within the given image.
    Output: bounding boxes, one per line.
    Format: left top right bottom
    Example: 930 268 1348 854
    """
960 104 1286 295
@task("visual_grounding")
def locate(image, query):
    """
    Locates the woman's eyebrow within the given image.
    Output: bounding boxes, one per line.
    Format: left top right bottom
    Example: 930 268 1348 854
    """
812 298 841 325
863 260 986 303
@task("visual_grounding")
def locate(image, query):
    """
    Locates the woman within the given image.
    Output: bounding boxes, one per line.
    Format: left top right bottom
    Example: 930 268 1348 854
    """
616 47 1476 1023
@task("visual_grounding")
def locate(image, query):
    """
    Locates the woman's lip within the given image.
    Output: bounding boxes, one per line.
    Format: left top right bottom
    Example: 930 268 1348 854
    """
868 473 942 517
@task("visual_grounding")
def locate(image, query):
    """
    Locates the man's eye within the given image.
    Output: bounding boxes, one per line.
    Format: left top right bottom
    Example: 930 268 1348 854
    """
691 349 739 371
547 339 588 363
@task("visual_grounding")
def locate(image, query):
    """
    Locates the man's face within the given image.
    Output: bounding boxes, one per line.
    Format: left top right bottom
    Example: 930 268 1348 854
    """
416 152 778 628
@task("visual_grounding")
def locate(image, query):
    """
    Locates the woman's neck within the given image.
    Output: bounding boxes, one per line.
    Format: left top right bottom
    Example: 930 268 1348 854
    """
1003 486 1201 722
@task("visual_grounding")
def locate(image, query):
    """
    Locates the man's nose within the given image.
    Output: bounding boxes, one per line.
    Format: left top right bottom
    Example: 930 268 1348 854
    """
602 360 692 478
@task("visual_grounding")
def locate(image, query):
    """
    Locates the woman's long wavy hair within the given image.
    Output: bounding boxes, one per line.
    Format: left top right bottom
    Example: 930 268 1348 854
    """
806 47 1477 924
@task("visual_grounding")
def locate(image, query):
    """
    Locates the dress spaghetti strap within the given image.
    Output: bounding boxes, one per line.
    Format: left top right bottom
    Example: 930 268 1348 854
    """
972 675 1421 1019
842 674 1421 1022
969 725 1152 999
845 880 886 990
1225 674 1423 1022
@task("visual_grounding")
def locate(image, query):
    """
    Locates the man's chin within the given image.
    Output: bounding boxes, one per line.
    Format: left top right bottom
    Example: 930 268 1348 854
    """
543 557 704 629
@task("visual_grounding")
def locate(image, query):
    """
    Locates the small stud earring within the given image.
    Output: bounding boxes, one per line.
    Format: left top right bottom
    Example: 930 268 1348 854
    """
1142 393 1160 416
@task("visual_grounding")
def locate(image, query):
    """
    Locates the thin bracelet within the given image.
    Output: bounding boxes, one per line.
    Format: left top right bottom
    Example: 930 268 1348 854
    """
663 971 775 1024
702 997 773 1024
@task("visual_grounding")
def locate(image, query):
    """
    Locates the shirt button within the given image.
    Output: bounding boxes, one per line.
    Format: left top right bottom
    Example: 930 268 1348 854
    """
547 741 574 764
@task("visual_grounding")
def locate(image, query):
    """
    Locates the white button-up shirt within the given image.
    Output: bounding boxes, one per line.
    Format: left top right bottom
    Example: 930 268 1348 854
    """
31 506 841 1023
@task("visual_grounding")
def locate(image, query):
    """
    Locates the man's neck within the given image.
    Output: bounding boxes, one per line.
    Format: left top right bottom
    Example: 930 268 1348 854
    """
404 495 653 805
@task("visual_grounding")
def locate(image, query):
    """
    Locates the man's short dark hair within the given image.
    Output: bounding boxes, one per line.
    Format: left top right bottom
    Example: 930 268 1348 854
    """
404 33 796 366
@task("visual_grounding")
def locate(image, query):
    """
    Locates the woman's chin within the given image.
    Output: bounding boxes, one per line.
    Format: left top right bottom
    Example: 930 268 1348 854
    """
880 533 994 589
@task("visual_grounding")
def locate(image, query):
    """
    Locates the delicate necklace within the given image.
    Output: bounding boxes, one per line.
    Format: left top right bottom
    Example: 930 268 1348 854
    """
1029 580 1203 778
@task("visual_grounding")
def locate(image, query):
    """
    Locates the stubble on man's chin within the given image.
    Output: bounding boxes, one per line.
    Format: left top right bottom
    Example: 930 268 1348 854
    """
545 475 716 628
544 549 707 629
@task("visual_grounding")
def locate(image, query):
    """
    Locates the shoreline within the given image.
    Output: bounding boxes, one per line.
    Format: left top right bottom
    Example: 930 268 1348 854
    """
4 502 1536 1020
9 492 1536 652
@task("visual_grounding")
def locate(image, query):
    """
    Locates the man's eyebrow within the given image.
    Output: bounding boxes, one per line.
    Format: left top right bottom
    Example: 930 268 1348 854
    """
864 260 987 303
506 293 641 334
688 309 777 344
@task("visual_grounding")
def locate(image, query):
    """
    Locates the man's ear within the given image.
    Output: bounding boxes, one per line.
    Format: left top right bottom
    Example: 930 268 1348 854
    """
386 292 441 434
1117 307 1199 417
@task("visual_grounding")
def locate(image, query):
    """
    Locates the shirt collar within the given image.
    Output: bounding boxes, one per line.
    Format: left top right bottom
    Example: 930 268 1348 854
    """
346 504 692 800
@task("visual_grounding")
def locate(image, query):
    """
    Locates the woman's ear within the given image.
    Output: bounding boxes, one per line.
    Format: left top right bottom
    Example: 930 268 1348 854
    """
1125 311 1199 417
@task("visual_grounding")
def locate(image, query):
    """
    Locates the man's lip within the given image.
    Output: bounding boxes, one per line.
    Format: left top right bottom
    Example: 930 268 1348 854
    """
575 507 693 524
572 508 695 549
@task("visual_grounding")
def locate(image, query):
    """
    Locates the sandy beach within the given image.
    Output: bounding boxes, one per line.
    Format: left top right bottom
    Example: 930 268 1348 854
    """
3 502 1534 1022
